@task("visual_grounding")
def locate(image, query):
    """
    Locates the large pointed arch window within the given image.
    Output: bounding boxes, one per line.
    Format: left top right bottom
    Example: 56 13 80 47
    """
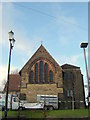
40 61 43 83
49 70 53 83
45 63 48 83
35 63 38 83
29 71 33 83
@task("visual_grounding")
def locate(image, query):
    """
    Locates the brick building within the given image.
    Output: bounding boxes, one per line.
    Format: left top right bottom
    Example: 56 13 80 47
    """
61 64 85 109
3 74 21 96
4 45 85 109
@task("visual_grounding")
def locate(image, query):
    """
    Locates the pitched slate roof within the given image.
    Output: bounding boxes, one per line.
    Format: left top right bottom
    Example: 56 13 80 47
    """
3 74 21 92
61 64 80 69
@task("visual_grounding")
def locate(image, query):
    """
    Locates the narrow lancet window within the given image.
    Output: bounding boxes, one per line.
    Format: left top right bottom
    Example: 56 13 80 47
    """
45 63 48 83
35 63 38 83
49 70 53 83
40 61 43 83
29 71 33 83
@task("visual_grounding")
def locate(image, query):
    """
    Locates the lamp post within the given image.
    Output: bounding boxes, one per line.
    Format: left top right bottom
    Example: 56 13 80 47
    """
80 42 89 105
4 30 15 118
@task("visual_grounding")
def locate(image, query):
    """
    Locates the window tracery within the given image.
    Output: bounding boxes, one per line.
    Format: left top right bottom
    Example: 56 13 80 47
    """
29 59 54 84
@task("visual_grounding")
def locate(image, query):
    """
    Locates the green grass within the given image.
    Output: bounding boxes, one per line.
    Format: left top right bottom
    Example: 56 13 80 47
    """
2 110 44 118
46 109 89 118
1 109 89 119
19 110 44 118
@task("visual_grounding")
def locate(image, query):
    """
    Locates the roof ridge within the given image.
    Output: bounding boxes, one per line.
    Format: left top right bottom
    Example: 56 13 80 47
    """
61 63 80 69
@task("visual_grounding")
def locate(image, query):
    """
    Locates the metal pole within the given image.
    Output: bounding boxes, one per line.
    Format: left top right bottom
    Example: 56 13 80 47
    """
4 43 12 118
72 91 74 110
83 48 89 103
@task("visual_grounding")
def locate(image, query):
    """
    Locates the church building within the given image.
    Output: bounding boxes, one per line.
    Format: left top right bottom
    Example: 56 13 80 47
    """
4 45 85 109
19 45 85 109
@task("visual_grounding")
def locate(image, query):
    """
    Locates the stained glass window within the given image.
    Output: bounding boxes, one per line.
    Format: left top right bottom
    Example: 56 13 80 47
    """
45 63 48 83
35 63 38 83
49 70 53 82
40 61 43 83
29 71 33 83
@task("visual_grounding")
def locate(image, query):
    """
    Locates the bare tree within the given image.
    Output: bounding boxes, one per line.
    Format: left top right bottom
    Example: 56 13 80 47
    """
2 79 7 86
1 79 7 92
11 69 19 74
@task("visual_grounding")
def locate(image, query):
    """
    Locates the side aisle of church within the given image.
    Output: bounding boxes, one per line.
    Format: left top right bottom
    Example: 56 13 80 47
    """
3 45 86 109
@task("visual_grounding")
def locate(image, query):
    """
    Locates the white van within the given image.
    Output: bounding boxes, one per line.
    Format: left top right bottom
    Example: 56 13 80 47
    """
0 93 20 110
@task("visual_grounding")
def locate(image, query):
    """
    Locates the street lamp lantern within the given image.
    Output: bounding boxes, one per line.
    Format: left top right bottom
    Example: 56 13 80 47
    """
8 30 15 48
80 42 88 48
8 30 14 39
4 30 15 118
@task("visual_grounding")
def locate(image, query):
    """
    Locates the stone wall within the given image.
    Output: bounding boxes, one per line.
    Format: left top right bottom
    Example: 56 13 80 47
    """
20 84 63 102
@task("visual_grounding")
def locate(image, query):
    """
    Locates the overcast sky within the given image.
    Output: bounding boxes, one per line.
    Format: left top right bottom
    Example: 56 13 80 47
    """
0 1 89 99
